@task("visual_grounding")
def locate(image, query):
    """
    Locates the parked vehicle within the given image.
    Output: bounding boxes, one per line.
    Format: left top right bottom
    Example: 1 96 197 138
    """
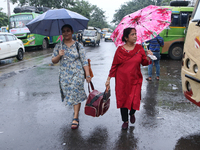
82 26 101 46
9 6 59 49
181 0 200 106
159 1 194 60
0 26 8 32
104 32 112 42
0 32 25 60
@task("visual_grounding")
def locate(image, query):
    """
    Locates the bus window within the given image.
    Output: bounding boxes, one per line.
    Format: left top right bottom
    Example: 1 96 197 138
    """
171 14 180 26
180 12 189 27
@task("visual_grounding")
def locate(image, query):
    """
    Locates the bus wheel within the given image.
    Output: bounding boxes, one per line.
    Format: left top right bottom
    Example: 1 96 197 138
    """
16 49 24 60
42 39 48 50
169 44 183 60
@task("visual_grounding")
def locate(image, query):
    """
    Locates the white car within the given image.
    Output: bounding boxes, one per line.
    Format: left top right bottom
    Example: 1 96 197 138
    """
104 32 112 42
0 32 25 60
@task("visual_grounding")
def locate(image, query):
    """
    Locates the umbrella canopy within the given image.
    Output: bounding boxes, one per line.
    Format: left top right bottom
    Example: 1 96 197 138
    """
111 5 171 47
26 8 89 36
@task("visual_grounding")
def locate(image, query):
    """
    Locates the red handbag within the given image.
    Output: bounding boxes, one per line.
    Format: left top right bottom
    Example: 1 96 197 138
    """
84 82 110 117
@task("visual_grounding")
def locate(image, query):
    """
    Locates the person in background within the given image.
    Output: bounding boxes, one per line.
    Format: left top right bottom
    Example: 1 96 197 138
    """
146 35 164 81
78 33 81 43
105 27 152 130
52 24 91 130
72 33 77 41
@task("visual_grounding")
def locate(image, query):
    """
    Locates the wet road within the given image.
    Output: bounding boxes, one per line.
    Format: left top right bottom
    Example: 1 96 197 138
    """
0 40 200 150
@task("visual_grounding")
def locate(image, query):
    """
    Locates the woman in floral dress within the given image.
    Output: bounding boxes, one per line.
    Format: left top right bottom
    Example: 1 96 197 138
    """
52 24 91 129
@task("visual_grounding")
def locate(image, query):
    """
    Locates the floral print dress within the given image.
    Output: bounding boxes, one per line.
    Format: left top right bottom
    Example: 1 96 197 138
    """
52 41 88 106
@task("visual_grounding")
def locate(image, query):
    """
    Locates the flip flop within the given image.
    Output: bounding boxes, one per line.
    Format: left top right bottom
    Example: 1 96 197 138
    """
71 118 79 130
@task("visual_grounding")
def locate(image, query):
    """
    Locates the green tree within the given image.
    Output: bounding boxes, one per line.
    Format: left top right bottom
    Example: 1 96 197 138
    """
10 0 110 29
0 8 8 27
161 0 171 6
70 0 109 29
10 0 76 8
69 0 92 20
112 0 154 25
88 5 109 29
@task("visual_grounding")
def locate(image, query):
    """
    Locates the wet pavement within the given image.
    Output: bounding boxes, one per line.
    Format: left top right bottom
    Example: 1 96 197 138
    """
0 40 200 150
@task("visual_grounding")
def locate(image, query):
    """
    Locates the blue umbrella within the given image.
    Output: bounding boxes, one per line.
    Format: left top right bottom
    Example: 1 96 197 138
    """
26 8 89 36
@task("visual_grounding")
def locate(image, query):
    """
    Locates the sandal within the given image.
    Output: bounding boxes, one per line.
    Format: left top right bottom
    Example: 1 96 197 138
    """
156 76 159 80
146 77 152 81
71 118 79 130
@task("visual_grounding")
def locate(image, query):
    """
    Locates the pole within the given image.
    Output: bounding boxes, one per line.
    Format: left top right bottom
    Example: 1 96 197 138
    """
7 0 11 17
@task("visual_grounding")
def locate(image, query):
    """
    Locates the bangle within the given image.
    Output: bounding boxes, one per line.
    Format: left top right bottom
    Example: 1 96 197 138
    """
86 75 91 78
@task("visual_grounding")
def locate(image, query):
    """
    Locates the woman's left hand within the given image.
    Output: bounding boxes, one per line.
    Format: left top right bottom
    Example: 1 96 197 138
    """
86 76 91 83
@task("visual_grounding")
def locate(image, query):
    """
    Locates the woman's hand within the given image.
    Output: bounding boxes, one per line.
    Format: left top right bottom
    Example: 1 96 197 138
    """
105 77 111 89
86 76 91 83
59 50 65 56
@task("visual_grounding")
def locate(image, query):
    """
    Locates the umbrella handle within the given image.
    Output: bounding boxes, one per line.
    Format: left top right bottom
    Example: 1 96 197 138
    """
60 41 63 50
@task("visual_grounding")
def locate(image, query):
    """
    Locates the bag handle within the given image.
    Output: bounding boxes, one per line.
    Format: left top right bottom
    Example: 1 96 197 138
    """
103 86 111 102
88 81 94 93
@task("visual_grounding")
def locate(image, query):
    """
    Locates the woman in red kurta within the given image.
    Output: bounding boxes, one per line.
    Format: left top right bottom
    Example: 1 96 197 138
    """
106 28 152 130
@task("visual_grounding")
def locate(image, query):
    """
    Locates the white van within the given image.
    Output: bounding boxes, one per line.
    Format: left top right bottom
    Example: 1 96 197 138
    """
0 32 25 60
181 0 200 106
82 26 101 47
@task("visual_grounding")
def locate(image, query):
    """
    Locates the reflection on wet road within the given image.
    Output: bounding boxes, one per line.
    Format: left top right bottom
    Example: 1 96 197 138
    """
1 39 200 150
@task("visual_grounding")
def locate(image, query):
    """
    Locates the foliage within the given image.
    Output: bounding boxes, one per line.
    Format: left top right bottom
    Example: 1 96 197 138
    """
69 0 92 20
10 0 109 29
161 0 171 6
112 0 154 25
0 8 8 27
10 0 76 8
88 5 109 29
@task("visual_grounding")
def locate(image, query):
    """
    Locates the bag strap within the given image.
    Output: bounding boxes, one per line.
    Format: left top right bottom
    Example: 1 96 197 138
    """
156 37 162 47
75 42 80 57
86 92 104 106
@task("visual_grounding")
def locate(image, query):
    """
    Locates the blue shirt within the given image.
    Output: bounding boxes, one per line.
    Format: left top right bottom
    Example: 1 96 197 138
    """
146 35 164 52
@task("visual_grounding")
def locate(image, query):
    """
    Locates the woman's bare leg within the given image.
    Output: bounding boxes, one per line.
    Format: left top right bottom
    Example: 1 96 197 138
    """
71 103 81 128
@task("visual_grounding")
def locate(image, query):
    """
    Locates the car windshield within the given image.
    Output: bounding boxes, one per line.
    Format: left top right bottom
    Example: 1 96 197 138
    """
106 33 112 36
9 14 33 29
83 30 96 37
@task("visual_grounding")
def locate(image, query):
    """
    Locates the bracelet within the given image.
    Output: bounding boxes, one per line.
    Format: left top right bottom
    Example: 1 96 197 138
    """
86 75 91 78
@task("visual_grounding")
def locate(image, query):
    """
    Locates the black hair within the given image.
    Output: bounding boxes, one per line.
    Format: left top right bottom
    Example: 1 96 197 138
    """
61 24 73 32
122 27 136 42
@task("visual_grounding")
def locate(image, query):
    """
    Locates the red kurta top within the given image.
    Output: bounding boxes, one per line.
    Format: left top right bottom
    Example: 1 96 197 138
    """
109 44 151 110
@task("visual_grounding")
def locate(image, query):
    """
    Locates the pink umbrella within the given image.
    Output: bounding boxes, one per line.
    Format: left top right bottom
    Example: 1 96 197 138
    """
111 5 172 47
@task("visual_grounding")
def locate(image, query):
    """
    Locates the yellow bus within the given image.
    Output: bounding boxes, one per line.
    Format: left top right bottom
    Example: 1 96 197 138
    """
181 0 200 107
101 28 112 38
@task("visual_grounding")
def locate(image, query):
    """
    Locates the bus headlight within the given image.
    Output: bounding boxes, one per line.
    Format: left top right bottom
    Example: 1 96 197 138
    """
193 64 198 73
186 59 190 69
186 81 191 91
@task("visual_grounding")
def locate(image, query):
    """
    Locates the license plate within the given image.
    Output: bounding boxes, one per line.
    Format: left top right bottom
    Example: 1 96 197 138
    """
86 41 90 42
